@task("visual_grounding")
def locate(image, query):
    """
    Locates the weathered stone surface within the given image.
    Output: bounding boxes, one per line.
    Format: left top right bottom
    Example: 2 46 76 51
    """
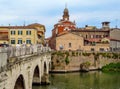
0 53 51 89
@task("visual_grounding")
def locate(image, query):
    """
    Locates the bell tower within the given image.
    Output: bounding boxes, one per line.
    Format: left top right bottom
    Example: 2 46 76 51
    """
62 5 69 21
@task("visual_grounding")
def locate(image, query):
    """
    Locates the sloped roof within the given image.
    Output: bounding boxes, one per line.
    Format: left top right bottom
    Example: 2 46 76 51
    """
27 23 44 27
57 31 82 38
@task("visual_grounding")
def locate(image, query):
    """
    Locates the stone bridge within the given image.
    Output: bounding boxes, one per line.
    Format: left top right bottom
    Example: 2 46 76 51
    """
0 44 51 89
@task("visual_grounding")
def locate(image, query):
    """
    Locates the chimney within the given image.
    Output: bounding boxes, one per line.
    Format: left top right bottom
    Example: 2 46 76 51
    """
102 21 110 29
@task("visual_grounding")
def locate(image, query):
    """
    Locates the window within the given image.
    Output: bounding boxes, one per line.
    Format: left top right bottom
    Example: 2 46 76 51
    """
96 35 99 38
26 39 31 44
91 48 95 51
11 31 16 35
99 48 104 51
69 43 72 48
59 44 63 50
18 30 22 35
26 31 31 35
11 40 15 44
18 39 22 44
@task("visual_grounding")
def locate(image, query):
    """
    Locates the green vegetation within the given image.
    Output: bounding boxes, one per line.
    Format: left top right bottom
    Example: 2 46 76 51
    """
65 56 69 65
51 51 120 71
102 62 120 72
80 61 91 69
82 52 91 56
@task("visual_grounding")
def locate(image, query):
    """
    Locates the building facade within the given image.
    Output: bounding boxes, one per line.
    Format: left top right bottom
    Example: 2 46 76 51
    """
49 9 111 51
0 23 45 46
71 26 110 51
110 28 120 51
56 32 83 51
49 7 76 50
9 26 37 46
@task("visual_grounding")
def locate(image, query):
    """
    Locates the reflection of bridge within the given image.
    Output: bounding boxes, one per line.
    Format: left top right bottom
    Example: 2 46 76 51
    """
0 45 51 89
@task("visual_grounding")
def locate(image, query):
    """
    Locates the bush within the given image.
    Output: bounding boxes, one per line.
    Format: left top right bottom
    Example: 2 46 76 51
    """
65 56 69 65
102 62 120 72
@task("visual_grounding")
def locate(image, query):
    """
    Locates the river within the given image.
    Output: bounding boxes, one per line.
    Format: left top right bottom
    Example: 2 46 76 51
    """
33 71 120 89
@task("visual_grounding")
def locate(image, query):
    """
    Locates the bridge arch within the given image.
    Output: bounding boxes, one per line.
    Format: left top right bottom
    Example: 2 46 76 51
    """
14 74 25 89
44 61 47 73
32 65 41 85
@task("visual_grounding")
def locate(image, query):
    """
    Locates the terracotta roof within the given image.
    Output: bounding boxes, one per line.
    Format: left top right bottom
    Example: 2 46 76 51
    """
9 26 35 29
28 23 46 32
57 31 69 36
57 31 82 37
72 29 110 32
27 23 44 27
0 26 35 29
0 23 45 30
110 38 120 41
54 20 75 26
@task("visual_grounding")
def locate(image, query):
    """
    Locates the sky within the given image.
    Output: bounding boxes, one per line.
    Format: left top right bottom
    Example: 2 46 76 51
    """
0 0 120 38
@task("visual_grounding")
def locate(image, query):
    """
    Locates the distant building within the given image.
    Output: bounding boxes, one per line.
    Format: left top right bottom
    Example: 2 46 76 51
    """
49 7 76 50
52 7 76 37
49 8 111 51
71 26 110 51
110 28 120 51
0 23 45 46
56 32 84 51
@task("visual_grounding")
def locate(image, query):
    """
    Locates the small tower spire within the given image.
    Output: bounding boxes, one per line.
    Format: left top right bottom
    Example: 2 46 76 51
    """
65 3 67 8
63 4 69 21
115 19 118 28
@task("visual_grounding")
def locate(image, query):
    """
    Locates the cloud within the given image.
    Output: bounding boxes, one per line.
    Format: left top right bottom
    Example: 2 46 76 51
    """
0 0 120 37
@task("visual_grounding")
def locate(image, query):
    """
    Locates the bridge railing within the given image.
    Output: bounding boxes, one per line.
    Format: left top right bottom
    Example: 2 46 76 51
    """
4 44 51 57
0 44 51 72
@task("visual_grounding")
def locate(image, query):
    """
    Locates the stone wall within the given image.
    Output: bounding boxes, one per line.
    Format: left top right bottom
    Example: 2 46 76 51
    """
51 51 120 71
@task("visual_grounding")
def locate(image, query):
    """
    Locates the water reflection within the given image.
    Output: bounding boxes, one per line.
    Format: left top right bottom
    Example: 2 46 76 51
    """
33 71 120 89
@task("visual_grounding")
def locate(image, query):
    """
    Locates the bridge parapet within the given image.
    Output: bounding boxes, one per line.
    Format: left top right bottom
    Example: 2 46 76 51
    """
0 44 51 73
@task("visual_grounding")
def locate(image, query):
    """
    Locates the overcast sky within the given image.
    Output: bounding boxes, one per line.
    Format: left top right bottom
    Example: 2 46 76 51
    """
0 0 120 37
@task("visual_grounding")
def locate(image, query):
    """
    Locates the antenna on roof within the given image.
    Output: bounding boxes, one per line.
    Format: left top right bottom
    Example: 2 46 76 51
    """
23 21 26 26
65 3 67 8
115 19 118 28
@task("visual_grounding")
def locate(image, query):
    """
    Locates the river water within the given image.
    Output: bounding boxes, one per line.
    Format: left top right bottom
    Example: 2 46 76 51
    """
33 71 120 89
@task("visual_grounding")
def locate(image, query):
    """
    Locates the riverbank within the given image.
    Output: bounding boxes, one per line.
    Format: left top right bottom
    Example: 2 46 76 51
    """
50 67 100 73
51 51 120 73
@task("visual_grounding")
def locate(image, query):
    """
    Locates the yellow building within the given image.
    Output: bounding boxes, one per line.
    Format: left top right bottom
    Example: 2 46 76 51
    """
9 26 37 46
28 23 46 44
0 23 45 46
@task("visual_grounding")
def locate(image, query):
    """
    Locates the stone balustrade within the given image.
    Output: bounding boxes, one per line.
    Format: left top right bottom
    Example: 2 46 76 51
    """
0 44 51 73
